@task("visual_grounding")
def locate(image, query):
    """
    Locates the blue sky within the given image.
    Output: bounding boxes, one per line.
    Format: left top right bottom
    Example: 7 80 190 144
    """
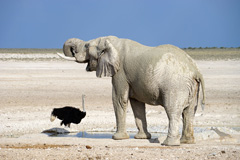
0 0 239 48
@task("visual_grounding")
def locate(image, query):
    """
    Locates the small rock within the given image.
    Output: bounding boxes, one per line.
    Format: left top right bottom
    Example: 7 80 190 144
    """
221 150 226 154
86 145 92 149
208 152 216 156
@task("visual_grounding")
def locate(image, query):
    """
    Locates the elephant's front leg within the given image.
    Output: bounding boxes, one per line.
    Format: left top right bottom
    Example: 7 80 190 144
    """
130 98 151 139
112 78 130 140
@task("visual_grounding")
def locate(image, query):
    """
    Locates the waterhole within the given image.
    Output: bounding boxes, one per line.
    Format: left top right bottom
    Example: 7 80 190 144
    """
44 131 161 139
42 126 240 139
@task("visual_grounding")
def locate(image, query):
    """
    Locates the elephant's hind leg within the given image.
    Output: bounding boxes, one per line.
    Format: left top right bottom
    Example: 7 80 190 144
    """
180 106 195 144
180 81 199 144
162 90 189 146
130 98 151 139
162 110 182 146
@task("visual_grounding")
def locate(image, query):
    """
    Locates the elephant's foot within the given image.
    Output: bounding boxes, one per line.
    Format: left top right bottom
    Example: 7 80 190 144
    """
112 132 129 140
180 136 195 144
134 131 151 139
162 136 180 146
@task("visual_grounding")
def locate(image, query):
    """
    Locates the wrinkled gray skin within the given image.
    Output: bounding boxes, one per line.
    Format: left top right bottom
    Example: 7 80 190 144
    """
59 36 205 146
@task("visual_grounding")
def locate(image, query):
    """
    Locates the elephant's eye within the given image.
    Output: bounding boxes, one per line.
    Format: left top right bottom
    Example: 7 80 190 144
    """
99 49 105 57
102 48 107 54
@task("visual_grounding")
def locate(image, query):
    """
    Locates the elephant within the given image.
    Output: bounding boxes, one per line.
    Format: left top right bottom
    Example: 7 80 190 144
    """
57 36 205 146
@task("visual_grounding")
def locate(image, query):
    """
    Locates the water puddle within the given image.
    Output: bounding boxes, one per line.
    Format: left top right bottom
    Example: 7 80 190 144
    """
232 127 240 131
44 131 161 139
41 126 240 139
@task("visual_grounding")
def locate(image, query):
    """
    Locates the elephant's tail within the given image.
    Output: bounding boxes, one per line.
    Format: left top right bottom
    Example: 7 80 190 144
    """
198 73 205 111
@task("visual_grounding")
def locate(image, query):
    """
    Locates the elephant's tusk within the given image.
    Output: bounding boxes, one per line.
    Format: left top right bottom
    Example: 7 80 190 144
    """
50 114 56 122
57 52 76 61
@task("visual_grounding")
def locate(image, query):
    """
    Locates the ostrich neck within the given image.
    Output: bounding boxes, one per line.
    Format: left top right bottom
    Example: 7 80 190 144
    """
82 95 85 112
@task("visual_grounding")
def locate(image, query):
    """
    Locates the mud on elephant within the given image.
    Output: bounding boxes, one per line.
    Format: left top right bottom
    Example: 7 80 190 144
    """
57 36 205 146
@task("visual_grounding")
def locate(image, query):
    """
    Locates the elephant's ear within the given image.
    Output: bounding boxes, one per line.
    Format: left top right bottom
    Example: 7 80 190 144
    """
96 39 120 78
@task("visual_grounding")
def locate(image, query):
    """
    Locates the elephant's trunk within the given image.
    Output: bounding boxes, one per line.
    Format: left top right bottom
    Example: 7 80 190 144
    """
63 42 75 57
60 38 89 63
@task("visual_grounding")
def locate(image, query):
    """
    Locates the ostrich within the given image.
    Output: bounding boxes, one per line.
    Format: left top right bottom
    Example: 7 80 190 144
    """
50 95 86 127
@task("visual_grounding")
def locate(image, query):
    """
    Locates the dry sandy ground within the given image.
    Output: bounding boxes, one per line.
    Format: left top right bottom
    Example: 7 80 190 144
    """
0 56 240 159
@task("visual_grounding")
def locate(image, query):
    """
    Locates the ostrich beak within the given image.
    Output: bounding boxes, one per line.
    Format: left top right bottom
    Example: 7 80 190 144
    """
57 52 76 61
50 114 56 122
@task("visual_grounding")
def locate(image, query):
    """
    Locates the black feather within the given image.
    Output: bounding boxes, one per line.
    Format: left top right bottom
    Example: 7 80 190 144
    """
51 106 86 127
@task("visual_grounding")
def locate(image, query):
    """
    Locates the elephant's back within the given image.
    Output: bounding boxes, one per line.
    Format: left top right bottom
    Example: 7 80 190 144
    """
157 44 200 72
137 44 198 71
156 44 191 60
127 44 201 106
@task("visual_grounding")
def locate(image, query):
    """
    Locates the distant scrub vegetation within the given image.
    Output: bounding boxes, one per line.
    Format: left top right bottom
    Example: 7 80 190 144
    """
183 47 240 60
0 47 239 53
0 47 239 60
0 48 62 53
183 47 240 49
